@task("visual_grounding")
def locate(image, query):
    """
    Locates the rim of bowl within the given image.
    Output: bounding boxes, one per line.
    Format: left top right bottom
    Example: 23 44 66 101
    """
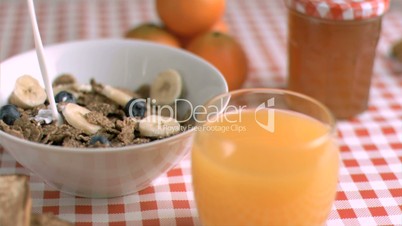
0 38 228 153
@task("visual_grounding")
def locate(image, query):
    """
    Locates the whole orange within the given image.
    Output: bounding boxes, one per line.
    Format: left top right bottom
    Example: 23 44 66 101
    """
210 19 229 34
186 32 248 90
156 0 226 38
178 19 230 48
125 23 180 48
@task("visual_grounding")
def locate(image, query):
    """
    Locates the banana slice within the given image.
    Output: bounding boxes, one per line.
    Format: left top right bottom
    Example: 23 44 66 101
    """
139 115 181 138
62 103 101 134
72 83 92 92
9 75 47 109
101 85 134 106
117 87 140 99
92 80 134 106
52 74 76 86
150 69 182 105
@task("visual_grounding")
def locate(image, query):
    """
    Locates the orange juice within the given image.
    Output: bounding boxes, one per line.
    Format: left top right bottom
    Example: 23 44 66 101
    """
192 109 339 226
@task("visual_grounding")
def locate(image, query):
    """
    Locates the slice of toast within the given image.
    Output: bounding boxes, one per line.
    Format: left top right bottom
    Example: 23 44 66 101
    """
30 213 73 226
0 174 73 226
0 174 31 226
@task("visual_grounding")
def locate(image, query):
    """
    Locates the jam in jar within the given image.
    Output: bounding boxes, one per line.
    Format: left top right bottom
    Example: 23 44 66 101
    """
286 0 390 119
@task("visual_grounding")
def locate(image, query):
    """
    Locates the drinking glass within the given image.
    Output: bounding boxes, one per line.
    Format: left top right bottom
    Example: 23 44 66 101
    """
191 88 339 226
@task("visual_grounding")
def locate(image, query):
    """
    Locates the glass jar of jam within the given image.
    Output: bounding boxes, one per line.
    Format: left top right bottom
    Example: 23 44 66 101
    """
285 0 390 119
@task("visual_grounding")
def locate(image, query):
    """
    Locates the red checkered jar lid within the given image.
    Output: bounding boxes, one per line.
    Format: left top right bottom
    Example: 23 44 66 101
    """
285 0 390 20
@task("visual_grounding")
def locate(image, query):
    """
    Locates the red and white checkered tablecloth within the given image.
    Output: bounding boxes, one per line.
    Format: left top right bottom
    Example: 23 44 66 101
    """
0 0 401 225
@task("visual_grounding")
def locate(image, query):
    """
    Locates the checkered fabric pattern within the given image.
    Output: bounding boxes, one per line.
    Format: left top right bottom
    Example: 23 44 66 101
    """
0 0 401 225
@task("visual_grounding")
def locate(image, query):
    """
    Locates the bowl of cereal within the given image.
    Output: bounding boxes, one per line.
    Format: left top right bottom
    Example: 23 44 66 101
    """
0 39 228 197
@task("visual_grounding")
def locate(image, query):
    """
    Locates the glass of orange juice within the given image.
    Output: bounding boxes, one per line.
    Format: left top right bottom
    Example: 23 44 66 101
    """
191 88 339 226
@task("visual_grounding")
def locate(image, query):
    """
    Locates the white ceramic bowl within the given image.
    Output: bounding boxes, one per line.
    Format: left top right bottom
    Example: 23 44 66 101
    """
0 39 227 198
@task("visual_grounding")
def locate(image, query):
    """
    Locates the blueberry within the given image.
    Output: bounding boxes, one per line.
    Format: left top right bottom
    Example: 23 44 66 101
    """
124 98 147 118
0 104 21 125
55 91 76 103
89 135 110 146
